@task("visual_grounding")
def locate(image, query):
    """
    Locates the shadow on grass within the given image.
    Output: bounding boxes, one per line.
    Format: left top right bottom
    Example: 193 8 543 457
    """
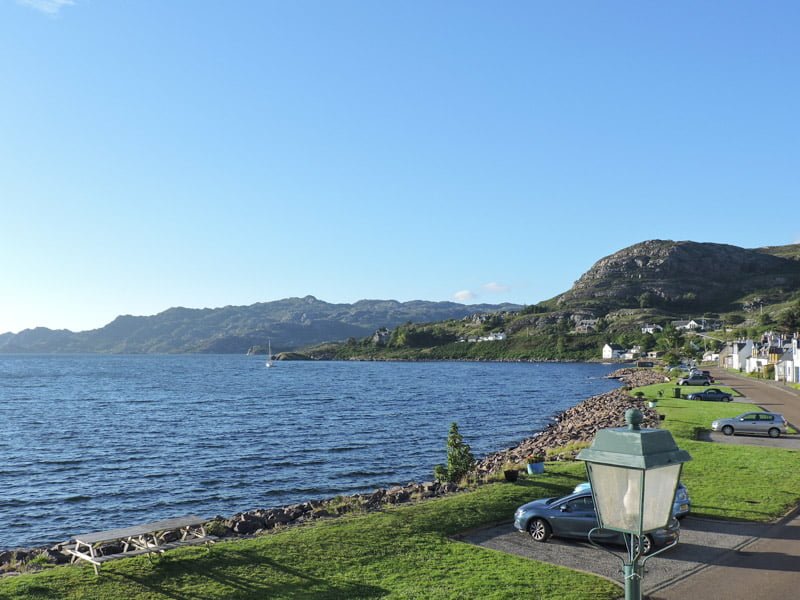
112 547 388 600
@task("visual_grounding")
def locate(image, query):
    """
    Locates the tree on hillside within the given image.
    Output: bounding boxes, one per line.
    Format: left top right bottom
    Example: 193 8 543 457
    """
657 325 684 353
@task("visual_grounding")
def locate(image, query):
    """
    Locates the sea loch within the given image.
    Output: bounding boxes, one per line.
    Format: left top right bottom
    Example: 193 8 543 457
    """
0 355 619 549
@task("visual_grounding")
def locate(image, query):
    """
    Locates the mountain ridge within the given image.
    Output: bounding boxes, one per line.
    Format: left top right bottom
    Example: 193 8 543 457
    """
0 295 520 354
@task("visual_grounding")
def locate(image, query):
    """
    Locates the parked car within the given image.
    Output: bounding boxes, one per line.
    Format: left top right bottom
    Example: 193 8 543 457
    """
573 481 691 519
711 411 788 438
678 374 712 386
701 370 715 383
513 490 680 555
686 388 732 402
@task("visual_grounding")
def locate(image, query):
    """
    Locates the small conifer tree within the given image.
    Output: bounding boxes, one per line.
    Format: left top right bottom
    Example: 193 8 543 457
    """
433 422 475 483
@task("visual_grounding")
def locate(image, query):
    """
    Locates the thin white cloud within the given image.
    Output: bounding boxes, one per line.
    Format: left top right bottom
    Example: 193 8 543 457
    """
17 0 75 16
483 282 511 293
453 290 476 302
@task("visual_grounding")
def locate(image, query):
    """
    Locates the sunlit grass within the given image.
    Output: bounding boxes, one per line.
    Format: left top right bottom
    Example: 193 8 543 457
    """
632 383 800 521
0 470 619 600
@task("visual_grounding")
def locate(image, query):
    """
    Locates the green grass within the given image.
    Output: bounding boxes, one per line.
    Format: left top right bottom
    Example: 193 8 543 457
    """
0 469 620 600
632 382 800 521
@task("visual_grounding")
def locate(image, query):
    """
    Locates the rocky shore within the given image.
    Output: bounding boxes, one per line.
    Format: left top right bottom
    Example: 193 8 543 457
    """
0 368 666 576
474 367 668 473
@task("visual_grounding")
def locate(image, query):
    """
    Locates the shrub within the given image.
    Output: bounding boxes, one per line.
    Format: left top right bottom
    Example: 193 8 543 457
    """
433 422 475 483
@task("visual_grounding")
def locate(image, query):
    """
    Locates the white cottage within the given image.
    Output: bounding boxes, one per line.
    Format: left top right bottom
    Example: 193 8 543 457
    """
602 343 624 360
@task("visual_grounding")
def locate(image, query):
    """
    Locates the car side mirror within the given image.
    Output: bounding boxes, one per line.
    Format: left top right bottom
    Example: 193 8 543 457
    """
560 505 570 512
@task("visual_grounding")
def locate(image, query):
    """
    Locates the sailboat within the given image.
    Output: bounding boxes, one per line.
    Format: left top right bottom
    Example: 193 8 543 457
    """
266 339 274 368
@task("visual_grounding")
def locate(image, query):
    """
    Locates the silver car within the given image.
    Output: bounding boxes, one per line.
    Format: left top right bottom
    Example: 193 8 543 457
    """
711 411 788 438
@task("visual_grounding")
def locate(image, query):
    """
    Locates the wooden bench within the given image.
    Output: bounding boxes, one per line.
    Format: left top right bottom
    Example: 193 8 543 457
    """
66 515 217 574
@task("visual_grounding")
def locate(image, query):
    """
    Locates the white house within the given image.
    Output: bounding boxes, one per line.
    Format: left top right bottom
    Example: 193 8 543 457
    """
621 345 643 360
672 319 702 331
776 340 799 382
641 324 663 334
745 355 768 374
724 340 755 371
602 343 624 360
481 332 506 342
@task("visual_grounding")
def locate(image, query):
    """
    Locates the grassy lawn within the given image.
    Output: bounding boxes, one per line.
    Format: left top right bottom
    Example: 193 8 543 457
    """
632 381 800 521
4 379 800 599
0 469 618 600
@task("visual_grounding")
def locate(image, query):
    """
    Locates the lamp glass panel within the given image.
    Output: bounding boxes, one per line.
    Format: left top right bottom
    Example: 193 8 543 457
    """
586 463 643 533
642 463 682 531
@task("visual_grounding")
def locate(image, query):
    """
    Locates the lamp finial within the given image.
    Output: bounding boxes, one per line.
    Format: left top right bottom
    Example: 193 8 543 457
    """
625 408 643 430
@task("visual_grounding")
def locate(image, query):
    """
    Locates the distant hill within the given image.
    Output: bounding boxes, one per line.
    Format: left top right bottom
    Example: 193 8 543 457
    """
0 296 521 354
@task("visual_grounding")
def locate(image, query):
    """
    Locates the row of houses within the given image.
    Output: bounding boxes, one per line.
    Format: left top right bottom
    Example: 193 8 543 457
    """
640 318 723 334
458 332 507 343
718 333 800 383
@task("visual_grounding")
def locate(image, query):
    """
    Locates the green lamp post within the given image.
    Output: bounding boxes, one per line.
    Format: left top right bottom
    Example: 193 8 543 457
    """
577 408 691 600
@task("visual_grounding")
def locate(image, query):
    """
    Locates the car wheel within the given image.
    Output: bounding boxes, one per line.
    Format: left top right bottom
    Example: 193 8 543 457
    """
722 425 734 436
528 518 552 542
634 534 654 556
725 397 732 402
768 428 781 438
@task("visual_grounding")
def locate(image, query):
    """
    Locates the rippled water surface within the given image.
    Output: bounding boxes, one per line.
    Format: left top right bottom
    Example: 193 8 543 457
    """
0 355 619 548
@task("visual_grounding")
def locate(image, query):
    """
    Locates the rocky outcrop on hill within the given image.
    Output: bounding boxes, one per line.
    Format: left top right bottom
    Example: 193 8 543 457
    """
555 239 800 314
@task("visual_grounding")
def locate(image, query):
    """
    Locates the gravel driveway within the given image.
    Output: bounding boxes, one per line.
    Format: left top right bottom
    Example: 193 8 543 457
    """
459 516 771 595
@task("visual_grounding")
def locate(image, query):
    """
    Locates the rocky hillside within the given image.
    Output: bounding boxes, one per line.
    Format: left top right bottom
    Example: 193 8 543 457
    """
554 240 800 314
0 296 519 354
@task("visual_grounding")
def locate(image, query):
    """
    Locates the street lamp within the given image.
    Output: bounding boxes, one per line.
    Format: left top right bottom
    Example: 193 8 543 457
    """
576 408 691 600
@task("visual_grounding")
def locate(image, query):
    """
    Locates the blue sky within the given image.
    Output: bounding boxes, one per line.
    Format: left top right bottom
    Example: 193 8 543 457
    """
1 1 798 334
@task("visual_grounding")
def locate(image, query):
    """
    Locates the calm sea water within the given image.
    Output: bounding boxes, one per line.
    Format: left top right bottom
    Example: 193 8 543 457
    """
0 355 619 549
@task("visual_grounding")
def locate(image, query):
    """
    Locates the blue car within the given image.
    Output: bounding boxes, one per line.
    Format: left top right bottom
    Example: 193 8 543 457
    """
514 490 680 555
573 481 691 519
686 388 732 402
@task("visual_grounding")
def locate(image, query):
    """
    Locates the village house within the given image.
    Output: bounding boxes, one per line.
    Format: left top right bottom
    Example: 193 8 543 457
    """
575 319 599 334
722 339 755 371
602 343 624 360
671 319 702 331
621 345 643 360
776 338 800 383
641 323 663 334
